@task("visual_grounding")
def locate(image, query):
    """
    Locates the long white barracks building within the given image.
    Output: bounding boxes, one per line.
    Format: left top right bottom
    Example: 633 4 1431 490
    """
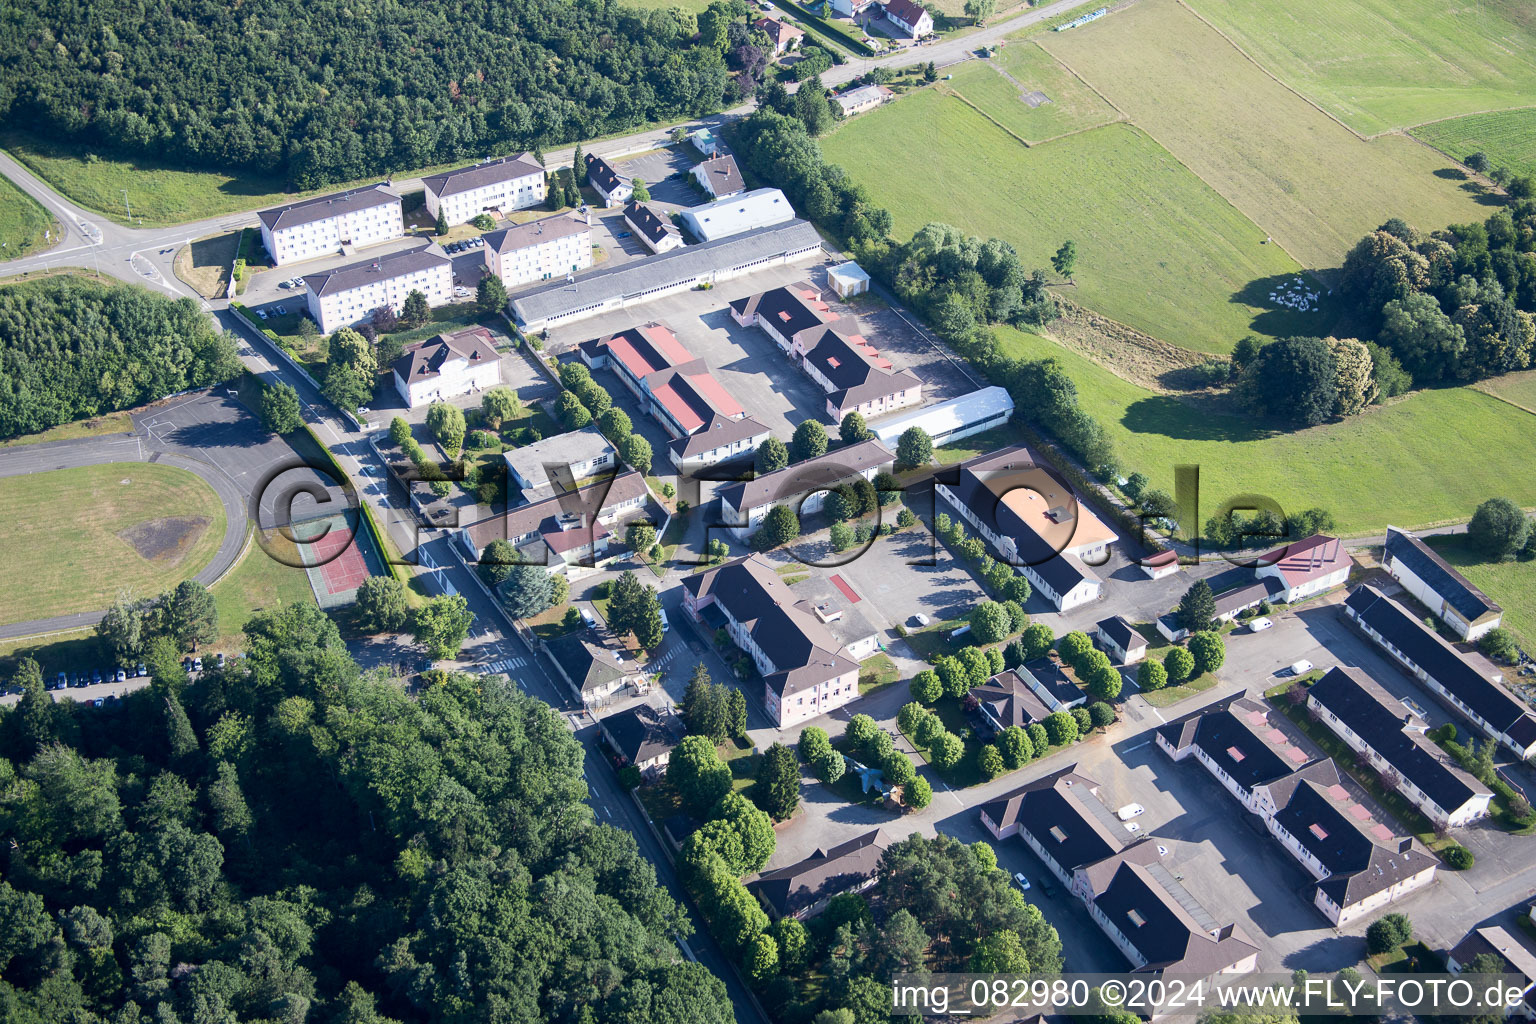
258 184 403 267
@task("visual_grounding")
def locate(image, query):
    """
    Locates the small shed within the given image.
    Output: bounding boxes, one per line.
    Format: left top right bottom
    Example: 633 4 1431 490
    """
689 127 720 157
1141 549 1180 580
828 261 871 299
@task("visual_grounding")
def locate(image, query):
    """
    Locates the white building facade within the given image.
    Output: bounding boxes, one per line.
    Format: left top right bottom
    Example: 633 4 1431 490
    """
258 185 403 267
423 154 546 226
482 212 593 288
303 248 453 334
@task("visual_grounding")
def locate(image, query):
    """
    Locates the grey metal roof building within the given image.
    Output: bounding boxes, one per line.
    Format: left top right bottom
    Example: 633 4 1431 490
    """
257 183 398 232
511 219 824 331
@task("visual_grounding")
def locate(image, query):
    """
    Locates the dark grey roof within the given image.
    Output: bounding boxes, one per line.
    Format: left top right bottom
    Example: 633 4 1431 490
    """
461 470 649 554
718 439 893 514
667 413 771 459
941 445 1098 597
1384 527 1501 624
1092 860 1259 974
512 220 824 326
1021 657 1083 709
422 154 543 199
601 703 682 765
546 633 631 693
681 555 859 698
1188 697 1313 793
483 212 589 255
1276 781 1433 907
796 325 923 413
258 183 398 232
730 282 829 337
1096 616 1145 652
584 152 628 195
1309 666 1489 813
302 245 450 297
623 200 682 246
749 829 884 918
1346 586 1534 740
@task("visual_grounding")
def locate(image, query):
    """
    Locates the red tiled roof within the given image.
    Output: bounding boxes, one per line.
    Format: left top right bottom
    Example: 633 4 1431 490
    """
1260 534 1350 587
651 381 706 434
604 322 691 379
684 372 743 418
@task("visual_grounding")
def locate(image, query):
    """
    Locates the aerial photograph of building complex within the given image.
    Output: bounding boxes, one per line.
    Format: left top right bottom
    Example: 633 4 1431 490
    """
0 0 1532 1021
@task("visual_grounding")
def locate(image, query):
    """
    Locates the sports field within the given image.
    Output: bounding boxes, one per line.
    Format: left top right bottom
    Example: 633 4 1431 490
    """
821 92 1308 354
1426 536 1536 651
1184 0 1536 135
993 326 1536 536
210 529 318 652
946 42 1120 143
1412 108 1536 179
0 172 56 261
0 463 227 626
1041 0 1495 270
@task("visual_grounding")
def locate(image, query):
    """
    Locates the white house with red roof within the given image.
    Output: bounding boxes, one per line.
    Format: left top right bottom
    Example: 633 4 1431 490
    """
1255 534 1352 603
754 16 806 54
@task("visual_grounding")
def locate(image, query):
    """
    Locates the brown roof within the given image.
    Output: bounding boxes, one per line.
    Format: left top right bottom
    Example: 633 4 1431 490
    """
883 0 929 27
422 153 543 199
668 413 771 460
971 670 1052 729
461 470 649 556
483 211 590 255
749 829 883 918
393 326 499 384
623 200 682 245
694 154 745 197
1259 533 1351 588
753 16 806 47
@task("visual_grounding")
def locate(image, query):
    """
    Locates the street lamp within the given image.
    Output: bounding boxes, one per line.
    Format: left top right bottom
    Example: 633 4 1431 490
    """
121 189 131 221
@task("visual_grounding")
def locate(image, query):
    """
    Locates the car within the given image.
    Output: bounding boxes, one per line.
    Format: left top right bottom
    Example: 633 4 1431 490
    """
256 309 268 320
56 672 66 688
92 698 104 708
1288 659 1314 677
659 608 670 633
136 663 147 677
617 231 632 238
70 674 86 688
92 669 102 685
192 657 203 673
275 305 287 315
471 237 483 247
1124 822 1142 834
580 608 597 629
1012 872 1031 891
1117 803 1145 821
1039 877 1057 897
114 669 127 683
216 652 226 668
911 613 930 627
1248 617 1273 632
278 280 290 289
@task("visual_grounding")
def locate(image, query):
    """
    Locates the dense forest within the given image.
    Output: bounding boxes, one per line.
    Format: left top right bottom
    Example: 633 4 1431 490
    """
0 0 735 188
0 276 242 439
0 602 734 1023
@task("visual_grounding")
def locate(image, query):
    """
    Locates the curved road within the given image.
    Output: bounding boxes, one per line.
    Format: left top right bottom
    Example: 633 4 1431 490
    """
0 401 250 641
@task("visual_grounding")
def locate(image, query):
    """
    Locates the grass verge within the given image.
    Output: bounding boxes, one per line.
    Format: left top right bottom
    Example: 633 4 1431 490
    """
0 171 57 261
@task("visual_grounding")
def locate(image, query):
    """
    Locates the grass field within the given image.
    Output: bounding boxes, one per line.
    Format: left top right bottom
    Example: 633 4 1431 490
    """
1041 0 1497 271
0 411 134 449
1183 0 1536 135
1413 108 1536 179
993 325 1536 535
1426 536 1535 651
821 92 1308 354
0 463 227 627
1473 368 1536 413
0 172 56 261
947 42 1120 143
209 530 318 653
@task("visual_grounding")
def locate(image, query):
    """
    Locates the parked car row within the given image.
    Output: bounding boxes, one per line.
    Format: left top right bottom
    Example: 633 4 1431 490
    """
46 662 150 692
446 237 485 254
277 277 304 289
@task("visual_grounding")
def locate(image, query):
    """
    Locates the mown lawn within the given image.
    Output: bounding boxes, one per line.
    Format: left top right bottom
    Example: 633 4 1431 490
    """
1426 536 1536 651
1183 0 1536 135
947 42 1120 143
1473 367 1536 414
0 463 227 627
0 411 134 449
993 326 1536 535
209 529 319 652
1041 0 1498 271
0 171 56 260
1413 108 1536 180
820 90 1307 355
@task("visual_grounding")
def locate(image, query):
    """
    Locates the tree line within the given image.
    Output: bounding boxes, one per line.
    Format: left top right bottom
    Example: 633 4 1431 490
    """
0 600 732 1023
0 277 242 440
2 0 736 189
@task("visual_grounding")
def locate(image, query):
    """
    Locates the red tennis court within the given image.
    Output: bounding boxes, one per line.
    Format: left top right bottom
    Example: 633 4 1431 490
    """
293 512 381 608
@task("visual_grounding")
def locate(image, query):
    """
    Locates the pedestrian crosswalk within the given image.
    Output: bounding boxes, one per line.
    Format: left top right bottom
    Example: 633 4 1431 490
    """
480 656 528 675
650 645 683 669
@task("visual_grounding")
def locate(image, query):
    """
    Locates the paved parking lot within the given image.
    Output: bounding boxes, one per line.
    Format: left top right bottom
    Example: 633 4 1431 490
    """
829 517 988 631
613 146 701 207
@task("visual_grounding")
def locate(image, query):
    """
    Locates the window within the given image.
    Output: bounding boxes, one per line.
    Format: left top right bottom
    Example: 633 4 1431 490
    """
1126 909 1146 928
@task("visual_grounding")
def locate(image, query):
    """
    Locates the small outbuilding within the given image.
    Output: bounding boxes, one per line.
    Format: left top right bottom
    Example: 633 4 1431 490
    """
827 260 871 299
